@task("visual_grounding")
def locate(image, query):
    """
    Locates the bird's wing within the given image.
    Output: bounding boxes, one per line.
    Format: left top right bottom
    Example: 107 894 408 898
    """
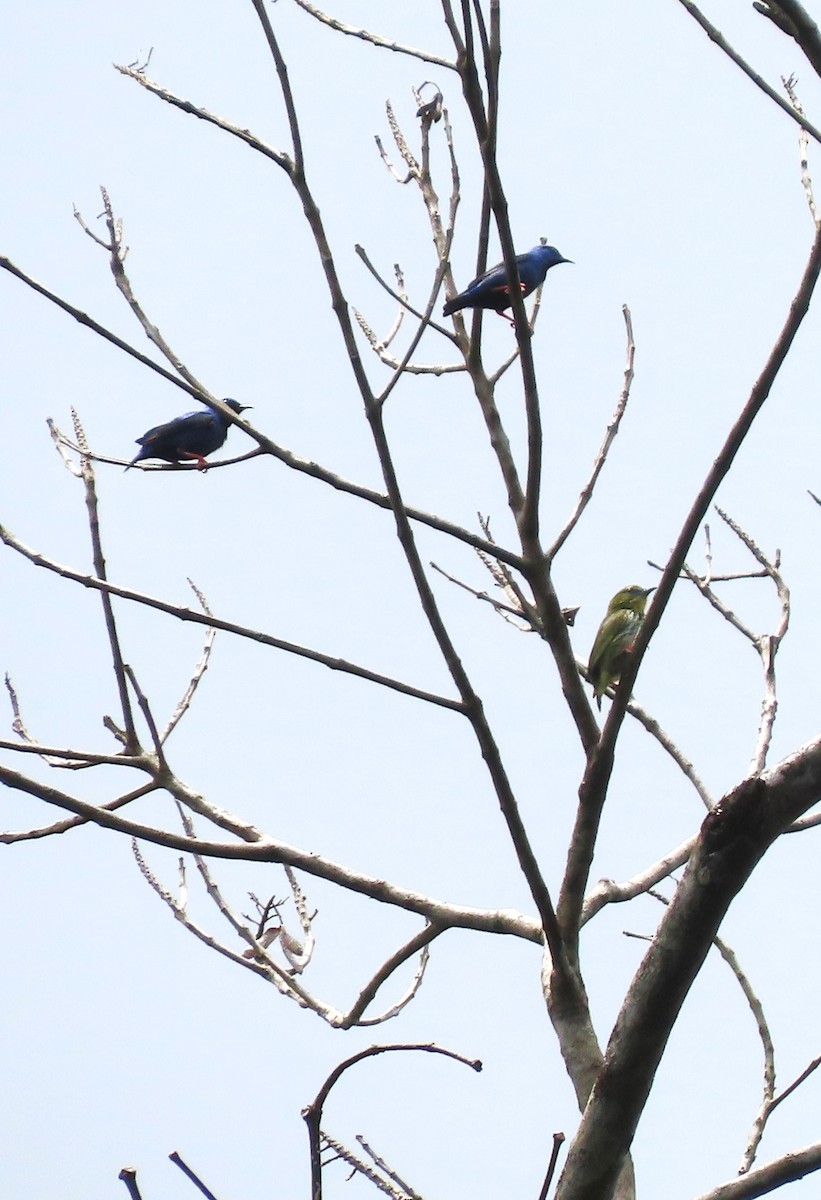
137 411 213 447
589 612 627 678
460 259 507 292
467 251 540 296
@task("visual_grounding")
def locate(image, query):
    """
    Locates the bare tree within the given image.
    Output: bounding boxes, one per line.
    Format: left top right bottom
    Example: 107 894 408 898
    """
3 4 821 1199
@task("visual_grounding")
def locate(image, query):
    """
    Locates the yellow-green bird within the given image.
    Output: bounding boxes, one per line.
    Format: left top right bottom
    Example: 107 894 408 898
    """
588 585 654 709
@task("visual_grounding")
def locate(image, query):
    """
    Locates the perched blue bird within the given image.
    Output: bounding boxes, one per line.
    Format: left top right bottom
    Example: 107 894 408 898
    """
126 398 250 471
443 243 571 320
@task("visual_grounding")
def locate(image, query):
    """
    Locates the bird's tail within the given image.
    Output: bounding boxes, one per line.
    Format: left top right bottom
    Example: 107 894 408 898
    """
442 295 467 317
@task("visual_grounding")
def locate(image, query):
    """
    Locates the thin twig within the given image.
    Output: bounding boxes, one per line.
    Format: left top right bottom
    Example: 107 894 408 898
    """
354 310 464 373
561 218 821 955
366 398 562 956
675 0 821 147
355 244 458 343
0 737 150 769
674 508 790 774
318 1132 410 1200
168 1152 221 1200
2 255 525 567
118 1169 142 1200
73 417 140 754
176 809 332 1014
623 696 714 810
769 1054 821 1113
0 522 465 712
476 513 546 630
0 780 159 843
354 263 463 376
430 560 535 628
356 1136 422 1200
341 925 439 1027
115 64 292 167
537 1133 566 1200
160 580 217 743
691 910 775 1175
0 759 543 938
134 831 340 1017
580 835 697 925
123 667 168 771
280 867 315 974
88 190 246 439
290 0 456 70
376 234 456 407
4 674 99 770
549 305 635 559
679 562 759 644
782 74 819 225
785 808 821 832
49 417 524 567
715 507 790 773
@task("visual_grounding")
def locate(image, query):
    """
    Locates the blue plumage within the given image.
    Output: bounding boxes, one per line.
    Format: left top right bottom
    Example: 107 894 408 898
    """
443 243 571 318
126 398 250 471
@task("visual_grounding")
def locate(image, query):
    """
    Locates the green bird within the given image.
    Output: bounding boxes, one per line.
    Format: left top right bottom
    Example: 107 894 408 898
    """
588 585 654 709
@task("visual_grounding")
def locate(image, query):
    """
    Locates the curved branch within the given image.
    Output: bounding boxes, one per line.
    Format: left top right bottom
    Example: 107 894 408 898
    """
303 1043 480 1200
305 1042 480 1131
0 760 542 941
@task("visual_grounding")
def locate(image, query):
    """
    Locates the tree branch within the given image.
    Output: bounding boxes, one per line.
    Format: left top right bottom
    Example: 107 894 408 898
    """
0 522 465 712
559 219 821 954
555 736 821 1199
691 1140 821 1200
290 0 457 71
676 0 821 145
0 759 543 940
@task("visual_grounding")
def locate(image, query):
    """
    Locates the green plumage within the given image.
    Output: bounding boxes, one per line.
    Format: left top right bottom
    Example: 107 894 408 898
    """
588 585 654 709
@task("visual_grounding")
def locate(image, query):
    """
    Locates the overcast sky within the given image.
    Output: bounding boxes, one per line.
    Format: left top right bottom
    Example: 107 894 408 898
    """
3 3 821 1199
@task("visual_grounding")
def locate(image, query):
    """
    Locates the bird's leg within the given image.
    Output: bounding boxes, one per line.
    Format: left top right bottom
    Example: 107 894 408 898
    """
494 281 527 326
178 450 209 471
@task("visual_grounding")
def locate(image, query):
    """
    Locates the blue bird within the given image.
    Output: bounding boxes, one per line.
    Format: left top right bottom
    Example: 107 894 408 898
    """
443 243 571 320
126 399 250 472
